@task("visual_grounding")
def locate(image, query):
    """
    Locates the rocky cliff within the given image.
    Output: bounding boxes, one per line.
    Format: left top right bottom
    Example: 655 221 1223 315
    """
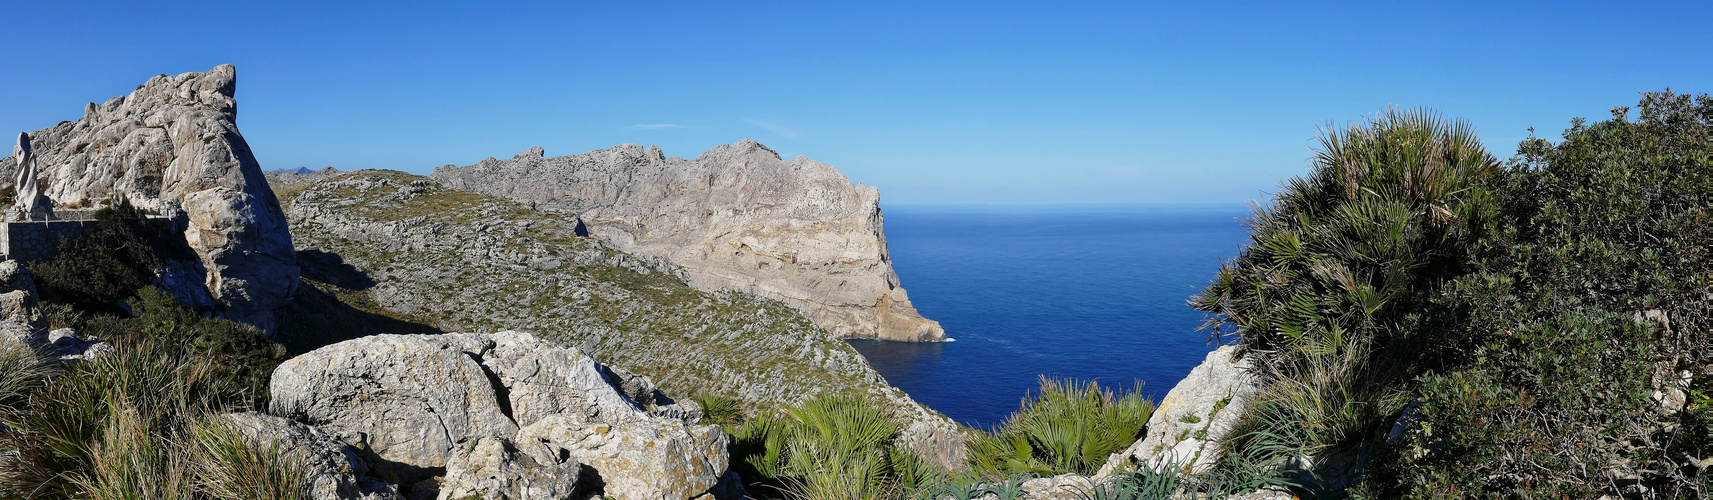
429 140 943 341
0 65 298 334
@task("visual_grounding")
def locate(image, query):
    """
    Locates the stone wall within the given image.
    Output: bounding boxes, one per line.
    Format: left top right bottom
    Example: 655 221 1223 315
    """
0 215 187 262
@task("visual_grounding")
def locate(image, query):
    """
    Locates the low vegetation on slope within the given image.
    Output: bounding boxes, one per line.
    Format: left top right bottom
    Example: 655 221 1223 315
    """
1200 92 1713 497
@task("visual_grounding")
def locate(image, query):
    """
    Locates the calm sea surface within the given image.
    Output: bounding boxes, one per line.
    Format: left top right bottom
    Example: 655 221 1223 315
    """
848 204 1252 428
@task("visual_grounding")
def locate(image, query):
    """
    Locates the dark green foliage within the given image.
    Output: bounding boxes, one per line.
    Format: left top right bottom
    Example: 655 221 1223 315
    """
32 197 191 314
1203 92 1713 497
967 376 1153 476
50 287 284 407
1192 108 1500 363
1192 108 1501 476
1377 91 1713 497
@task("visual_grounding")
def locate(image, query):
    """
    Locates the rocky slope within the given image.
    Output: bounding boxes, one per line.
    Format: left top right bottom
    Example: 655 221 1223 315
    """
429 141 943 342
0 65 298 334
278 170 964 466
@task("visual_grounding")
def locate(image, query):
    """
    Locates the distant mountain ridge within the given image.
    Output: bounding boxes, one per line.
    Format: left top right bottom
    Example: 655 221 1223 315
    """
431 140 946 342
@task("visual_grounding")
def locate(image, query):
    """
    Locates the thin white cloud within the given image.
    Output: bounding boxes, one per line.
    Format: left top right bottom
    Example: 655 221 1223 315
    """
630 124 686 129
742 118 800 138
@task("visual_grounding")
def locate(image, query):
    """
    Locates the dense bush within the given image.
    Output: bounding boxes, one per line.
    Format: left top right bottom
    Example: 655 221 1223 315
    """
967 376 1153 476
1194 108 1502 475
1378 91 1713 497
32 197 193 314
1201 92 1713 498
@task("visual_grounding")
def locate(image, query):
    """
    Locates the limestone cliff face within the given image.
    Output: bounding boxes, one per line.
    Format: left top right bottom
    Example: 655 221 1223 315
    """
0 65 299 334
430 139 943 341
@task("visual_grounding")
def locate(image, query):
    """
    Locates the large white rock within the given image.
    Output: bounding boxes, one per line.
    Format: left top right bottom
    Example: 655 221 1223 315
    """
271 331 735 500
430 141 943 341
1098 345 1260 476
0 65 299 334
222 412 403 500
269 334 520 482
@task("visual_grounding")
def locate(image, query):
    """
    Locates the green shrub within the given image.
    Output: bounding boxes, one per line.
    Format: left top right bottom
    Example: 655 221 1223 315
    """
1189 107 1504 487
1374 91 1713 497
47 287 283 407
32 196 190 314
725 393 949 499
1202 92 1713 497
967 376 1153 476
692 393 742 427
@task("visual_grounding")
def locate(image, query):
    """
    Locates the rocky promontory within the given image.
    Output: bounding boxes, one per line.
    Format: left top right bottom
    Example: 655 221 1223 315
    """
430 140 943 342
0 65 299 334
278 170 966 467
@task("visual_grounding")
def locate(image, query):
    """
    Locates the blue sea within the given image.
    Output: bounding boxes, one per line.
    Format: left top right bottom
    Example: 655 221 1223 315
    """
848 204 1253 429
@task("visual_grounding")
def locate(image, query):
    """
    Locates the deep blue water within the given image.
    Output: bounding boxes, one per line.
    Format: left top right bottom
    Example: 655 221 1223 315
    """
848 204 1252 429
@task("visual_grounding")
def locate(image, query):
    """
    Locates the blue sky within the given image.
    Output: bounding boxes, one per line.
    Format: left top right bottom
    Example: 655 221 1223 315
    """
3 1 1709 204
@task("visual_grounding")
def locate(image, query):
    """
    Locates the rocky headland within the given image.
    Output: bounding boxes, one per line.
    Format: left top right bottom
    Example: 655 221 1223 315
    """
0 65 298 334
429 141 944 342
277 169 966 468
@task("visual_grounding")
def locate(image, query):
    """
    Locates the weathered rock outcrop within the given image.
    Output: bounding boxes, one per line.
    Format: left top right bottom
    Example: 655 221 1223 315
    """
430 140 942 341
0 65 299 334
271 331 737 500
439 436 583 500
1099 345 1260 476
269 334 520 482
222 412 404 500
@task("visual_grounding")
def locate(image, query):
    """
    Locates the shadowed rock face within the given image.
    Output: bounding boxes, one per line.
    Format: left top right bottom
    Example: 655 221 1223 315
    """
430 139 943 341
0 65 299 334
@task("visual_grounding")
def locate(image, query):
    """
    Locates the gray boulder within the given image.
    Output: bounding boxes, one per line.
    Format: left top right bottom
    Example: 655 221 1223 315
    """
438 435 582 500
0 261 46 349
514 413 727 500
430 140 943 341
272 331 736 500
269 334 520 482
1098 345 1259 476
222 412 403 500
45 328 113 364
0 65 299 335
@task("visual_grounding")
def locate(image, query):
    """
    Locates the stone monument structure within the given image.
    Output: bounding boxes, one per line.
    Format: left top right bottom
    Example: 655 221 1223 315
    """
8 133 51 221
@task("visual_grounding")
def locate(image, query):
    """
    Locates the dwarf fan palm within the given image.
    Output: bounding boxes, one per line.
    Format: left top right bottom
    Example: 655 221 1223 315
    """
1191 107 1499 459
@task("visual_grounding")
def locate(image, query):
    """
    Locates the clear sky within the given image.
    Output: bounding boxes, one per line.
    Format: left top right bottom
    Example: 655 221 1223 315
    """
3 1 1709 205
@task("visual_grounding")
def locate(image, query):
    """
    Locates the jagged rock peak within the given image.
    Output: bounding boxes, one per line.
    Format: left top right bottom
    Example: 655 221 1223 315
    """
431 139 944 342
0 64 299 335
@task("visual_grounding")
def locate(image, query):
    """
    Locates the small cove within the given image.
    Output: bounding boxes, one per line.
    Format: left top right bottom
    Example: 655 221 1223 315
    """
849 204 1252 428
